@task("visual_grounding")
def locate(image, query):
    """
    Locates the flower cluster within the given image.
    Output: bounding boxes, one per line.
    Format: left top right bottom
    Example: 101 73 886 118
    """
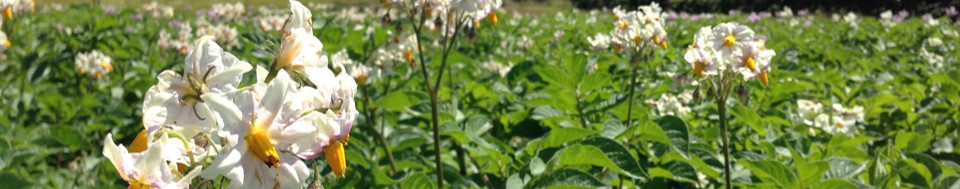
194 20 240 49
644 91 694 117
157 22 194 54
588 3 668 53
258 14 286 32
74 50 114 79
0 20 8 59
367 34 417 77
793 99 865 136
684 23 775 85
141 2 174 18
1 0 33 19
208 2 246 22
104 1 359 188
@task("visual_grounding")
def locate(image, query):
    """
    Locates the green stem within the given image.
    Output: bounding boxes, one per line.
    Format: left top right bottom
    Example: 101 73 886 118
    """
716 82 733 189
410 6 444 188
624 53 639 126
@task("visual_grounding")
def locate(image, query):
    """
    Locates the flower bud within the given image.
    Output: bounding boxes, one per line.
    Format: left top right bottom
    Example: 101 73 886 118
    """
737 84 750 104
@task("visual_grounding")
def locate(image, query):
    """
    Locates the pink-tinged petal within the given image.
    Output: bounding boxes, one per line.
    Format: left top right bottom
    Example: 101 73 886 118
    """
136 133 167 181
102 134 131 181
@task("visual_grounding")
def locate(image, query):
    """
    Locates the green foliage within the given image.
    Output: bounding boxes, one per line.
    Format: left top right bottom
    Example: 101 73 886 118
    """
1 3 959 189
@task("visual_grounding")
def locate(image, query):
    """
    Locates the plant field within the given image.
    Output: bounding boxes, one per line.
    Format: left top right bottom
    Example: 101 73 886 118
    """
0 1 959 188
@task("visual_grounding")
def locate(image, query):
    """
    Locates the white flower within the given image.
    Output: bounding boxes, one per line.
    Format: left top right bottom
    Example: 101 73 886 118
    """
103 133 202 189
283 0 313 35
259 14 286 32
141 36 252 140
200 71 313 189
843 12 858 28
141 2 174 18
879 10 897 27
795 99 823 125
482 61 513 77
933 138 954 154
712 22 754 61
210 2 245 22
451 0 502 22
736 39 775 84
684 46 720 77
587 33 610 50
273 28 333 86
604 3 668 52
74 50 113 79
645 93 691 117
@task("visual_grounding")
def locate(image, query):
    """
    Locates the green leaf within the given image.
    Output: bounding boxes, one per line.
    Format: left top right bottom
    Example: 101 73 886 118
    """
895 132 933 153
906 153 942 180
375 91 426 112
823 158 865 180
898 157 932 187
402 173 436 189
664 160 698 183
730 104 764 135
557 144 620 171
581 137 647 178
796 160 829 185
528 128 597 154
538 168 606 188
657 116 689 156
740 159 798 188
531 157 546 176
814 179 858 189
0 173 29 189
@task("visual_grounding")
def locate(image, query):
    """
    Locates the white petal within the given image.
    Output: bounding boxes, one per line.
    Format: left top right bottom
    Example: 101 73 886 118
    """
206 54 252 93
102 134 131 181
256 71 292 126
137 133 167 181
201 93 243 129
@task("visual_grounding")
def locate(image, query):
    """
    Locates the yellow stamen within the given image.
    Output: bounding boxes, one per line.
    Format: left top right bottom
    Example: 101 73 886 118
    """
246 125 280 168
129 130 150 153
723 35 736 48
744 56 757 72
474 21 481 29
3 7 11 19
693 61 706 77
618 22 628 30
632 36 642 46
127 180 152 189
759 71 769 85
325 140 347 177
488 12 498 26
835 120 844 128
103 63 114 72
613 44 623 52
380 0 391 8
2 40 9 48
403 49 414 62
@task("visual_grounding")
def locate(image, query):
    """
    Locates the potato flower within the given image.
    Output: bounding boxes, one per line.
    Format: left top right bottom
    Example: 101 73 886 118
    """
602 3 668 53
103 133 202 189
684 23 774 85
200 71 313 189
141 36 252 141
74 50 114 79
